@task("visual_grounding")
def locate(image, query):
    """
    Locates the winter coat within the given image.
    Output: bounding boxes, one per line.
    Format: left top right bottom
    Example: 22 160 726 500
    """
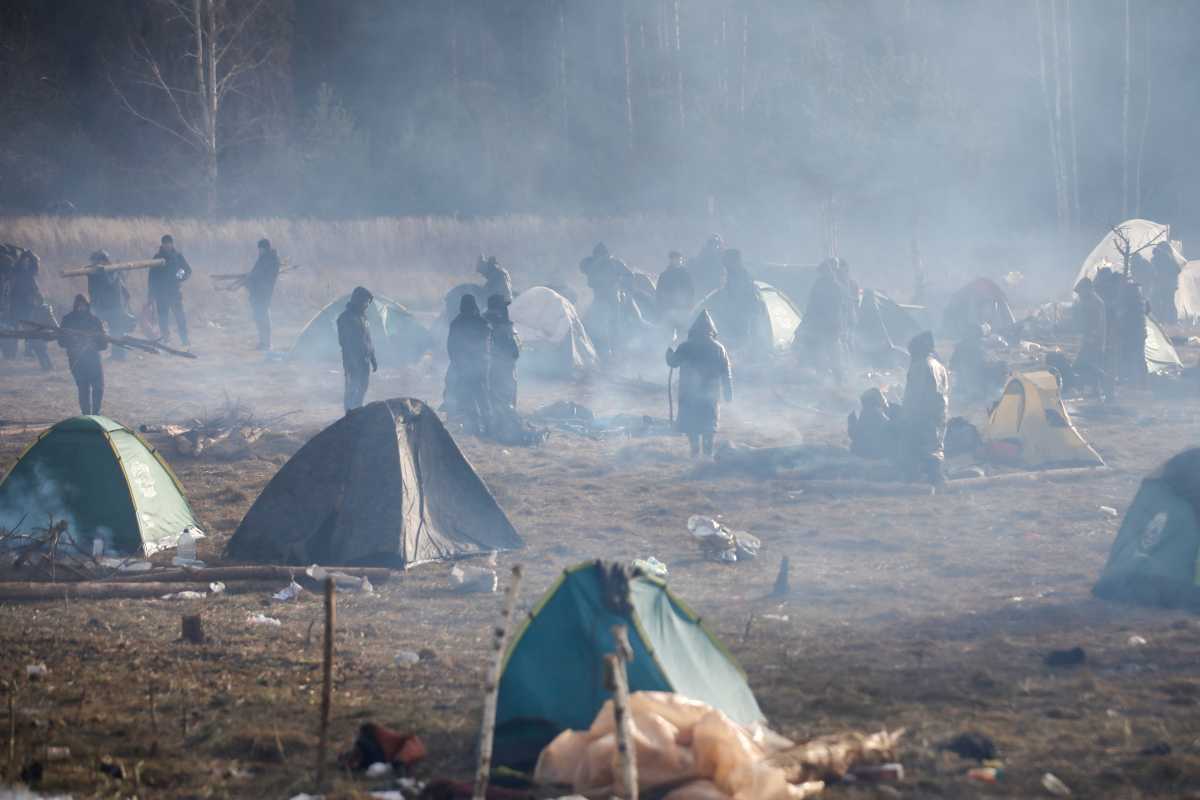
148 248 192 301
247 248 281 306
59 307 107 373
337 304 375 370
902 352 950 463
667 322 733 435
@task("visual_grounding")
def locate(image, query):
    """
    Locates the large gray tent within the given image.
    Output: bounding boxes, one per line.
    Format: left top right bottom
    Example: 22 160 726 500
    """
226 398 523 567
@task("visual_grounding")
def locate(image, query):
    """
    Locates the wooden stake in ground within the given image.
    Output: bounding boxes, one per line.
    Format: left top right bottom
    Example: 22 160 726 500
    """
606 625 638 800
181 614 205 644
6 680 15 779
473 565 524 800
316 577 336 788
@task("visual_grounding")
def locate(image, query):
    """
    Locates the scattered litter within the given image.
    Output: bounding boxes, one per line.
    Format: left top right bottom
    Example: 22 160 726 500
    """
365 761 392 778
845 763 904 783
246 613 282 627
306 564 375 593
1099 506 1119 517
1041 771 1071 796
632 557 668 578
394 651 420 668
1020 340 1045 354
209 581 226 595
97 756 125 779
762 614 790 622
939 731 996 761
91 539 104 558
26 663 48 680
1127 635 1148 647
171 556 206 568
967 766 1001 783
100 557 153 572
45 746 70 761
338 723 427 771
1044 646 1086 668
272 580 305 602
450 563 497 593
687 515 761 563
1139 741 1171 756
160 590 206 601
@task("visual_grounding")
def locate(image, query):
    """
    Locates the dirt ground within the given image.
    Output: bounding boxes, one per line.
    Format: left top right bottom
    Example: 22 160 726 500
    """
3 297 1200 799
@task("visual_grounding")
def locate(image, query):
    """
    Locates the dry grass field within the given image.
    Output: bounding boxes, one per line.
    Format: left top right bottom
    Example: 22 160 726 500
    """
1 223 1200 798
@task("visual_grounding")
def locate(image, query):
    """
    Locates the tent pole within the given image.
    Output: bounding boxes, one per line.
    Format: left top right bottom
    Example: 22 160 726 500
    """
473 565 523 800
607 625 639 799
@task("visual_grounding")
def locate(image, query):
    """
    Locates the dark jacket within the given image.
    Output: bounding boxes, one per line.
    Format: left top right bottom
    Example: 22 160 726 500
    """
148 248 192 300
902 338 950 462
59 307 108 370
448 307 492 377
247 248 281 305
87 269 129 313
656 265 695 314
666 312 733 434
482 266 513 304
337 304 375 369
804 269 848 342
1074 288 1107 368
484 308 519 411
10 258 44 312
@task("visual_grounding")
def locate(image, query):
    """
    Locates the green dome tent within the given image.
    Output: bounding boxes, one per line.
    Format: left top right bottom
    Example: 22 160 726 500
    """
226 398 523 567
494 561 763 770
1094 449 1200 609
289 292 432 367
0 416 199 556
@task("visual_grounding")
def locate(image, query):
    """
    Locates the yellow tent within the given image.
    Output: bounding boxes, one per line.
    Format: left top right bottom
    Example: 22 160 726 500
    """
983 371 1104 468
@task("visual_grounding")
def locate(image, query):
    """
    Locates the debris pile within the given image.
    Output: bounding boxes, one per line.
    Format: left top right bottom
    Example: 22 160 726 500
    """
140 398 292 459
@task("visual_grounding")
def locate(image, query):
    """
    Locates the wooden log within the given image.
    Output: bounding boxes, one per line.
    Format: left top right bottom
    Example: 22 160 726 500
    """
780 466 1116 498
111 565 395 585
61 259 164 277
0 581 275 602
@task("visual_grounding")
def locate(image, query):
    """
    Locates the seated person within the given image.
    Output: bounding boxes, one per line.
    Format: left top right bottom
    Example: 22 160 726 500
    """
847 388 898 460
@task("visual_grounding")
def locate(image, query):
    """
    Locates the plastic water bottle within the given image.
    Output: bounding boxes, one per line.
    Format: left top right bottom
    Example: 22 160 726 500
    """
92 537 104 558
177 528 196 561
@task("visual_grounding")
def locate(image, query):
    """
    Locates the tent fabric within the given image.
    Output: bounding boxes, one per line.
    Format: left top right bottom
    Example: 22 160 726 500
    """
1146 315 1183 374
695 282 802 356
943 277 1016 337
982 371 1104 468
1094 449 1200 609
508 286 599 376
0 416 198 555
494 561 763 770
1073 219 1183 287
1176 262 1200 323
290 292 431 367
226 398 522 567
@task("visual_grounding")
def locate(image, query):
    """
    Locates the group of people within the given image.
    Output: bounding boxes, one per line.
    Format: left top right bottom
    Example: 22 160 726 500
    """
1072 265 1154 400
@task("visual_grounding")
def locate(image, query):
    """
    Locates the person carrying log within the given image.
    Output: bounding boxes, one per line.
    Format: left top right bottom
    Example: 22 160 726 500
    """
246 238 281 350
337 287 376 413
666 310 733 458
59 294 108 415
85 250 134 361
149 234 192 347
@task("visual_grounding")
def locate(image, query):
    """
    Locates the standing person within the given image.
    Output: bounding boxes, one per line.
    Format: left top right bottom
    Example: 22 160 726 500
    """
0 246 16 359
246 238 280 350
148 234 192 346
656 251 695 337
666 310 733 458
58 295 107 415
800 259 848 382
336 287 376 413
1072 277 1112 400
1117 274 1149 387
1093 267 1122 387
85 250 134 361
900 331 950 487
483 294 519 417
477 255 513 304
705 249 763 353
1149 242 1181 324
446 294 492 434
10 250 55 370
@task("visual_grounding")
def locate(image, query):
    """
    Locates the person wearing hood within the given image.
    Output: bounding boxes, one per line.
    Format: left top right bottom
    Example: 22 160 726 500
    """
337 286 377 412
246 238 281 350
1149 241 1181 325
848 388 898 460
949 323 1006 404
149 234 192 346
85 250 134 361
10 249 55 370
59 294 108 415
666 310 733 458
477 255 513 304
705 249 765 355
656 251 695 337
1072 277 1112 400
799 259 849 382
690 234 726 299
446 293 492 434
900 330 949 486
484 293 520 417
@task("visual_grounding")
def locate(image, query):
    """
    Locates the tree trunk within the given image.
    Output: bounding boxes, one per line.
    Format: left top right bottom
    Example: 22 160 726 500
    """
673 0 684 131
1122 0 1131 219
1064 0 1080 225
739 11 748 120
1034 0 1066 231
1135 12 1151 218
558 0 568 144
623 0 634 152
1049 0 1069 229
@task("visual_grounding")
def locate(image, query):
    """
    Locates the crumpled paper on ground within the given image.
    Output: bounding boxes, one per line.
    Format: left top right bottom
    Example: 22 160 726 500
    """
534 692 824 800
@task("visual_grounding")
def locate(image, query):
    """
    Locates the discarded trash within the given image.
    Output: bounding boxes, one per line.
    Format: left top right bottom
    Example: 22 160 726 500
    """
847 763 904 783
1044 646 1086 668
632 557 668 578
209 581 226 595
365 761 393 778
306 564 375 592
394 650 420 668
450 563 497 593
1128 635 1148 647
762 614 790 622
1099 506 1119 517
272 580 305 601
687 515 761 563
100 557 153 572
160 590 206 601
967 766 1001 783
91 538 104 558
181 614 205 644
25 663 48 680
338 723 427 771
176 527 204 560
939 731 996 761
98 756 125 779
246 613 282 627
45 746 70 761
1041 772 1071 796
171 556 206 568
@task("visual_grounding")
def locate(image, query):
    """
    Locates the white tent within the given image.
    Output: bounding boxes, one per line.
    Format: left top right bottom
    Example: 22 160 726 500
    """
1074 219 1182 287
509 286 598 377
1177 263 1200 323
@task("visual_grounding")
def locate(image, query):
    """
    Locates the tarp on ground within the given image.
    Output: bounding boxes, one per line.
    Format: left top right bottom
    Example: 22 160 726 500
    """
1073 219 1183 287
226 398 523 567
0 416 198 556
508 286 598 377
983 371 1104 468
290 292 431 367
494 561 763 771
1094 449 1200 609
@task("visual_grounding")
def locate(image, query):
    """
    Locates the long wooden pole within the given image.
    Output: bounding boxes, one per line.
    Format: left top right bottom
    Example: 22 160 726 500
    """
473 565 523 800
316 577 335 788
61 259 164 277
607 625 638 799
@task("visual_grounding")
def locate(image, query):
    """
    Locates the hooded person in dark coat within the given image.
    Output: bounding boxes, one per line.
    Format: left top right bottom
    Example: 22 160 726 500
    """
246 238 281 350
149 234 192 346
1116 274 1149 387
337 287 376 412
666 310 733 458
1072 277 1113 400
477 256 513 304
85 250 134 361
10 249 55 370
901 330 950 486
656 251 695 337
800 259 848 382
848 388 898 460
59 295 108 415
484 293 519 416
446 293 492 434
1149 242 1181 325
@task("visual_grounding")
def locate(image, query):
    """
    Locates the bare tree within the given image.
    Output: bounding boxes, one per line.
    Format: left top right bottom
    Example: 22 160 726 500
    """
111 0 279 216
